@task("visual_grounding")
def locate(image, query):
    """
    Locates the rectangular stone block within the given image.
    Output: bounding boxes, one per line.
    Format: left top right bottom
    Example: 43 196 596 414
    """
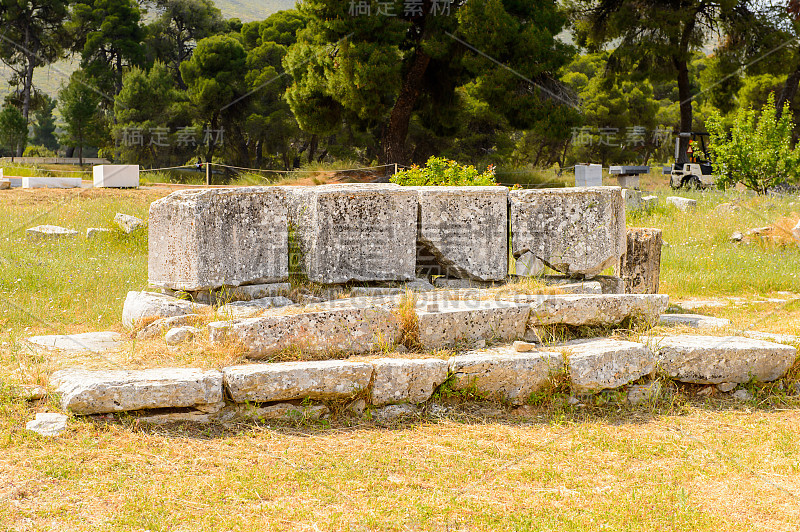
564 338 655 393
209 306 399 358
620 228 662 294
223 360 373 402
22 176 82 189
416 300 530 349
413 186 508 281
449 347 564 405
575 164 602 187
288 184 417 283
51 368 223 414
505 293 669 328
370 358 449 406
93 164 139 188
510 187 626 276
148 187 289 291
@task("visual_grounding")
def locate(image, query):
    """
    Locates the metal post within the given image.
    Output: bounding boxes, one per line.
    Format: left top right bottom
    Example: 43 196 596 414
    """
206 162 210 186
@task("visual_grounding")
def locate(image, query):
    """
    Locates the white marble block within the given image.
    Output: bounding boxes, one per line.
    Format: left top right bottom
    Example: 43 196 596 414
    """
575 164 602 187
93 165 139 188
22 176 82 189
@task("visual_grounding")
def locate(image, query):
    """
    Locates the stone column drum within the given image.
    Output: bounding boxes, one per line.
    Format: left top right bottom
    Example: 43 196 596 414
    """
620 227 662 294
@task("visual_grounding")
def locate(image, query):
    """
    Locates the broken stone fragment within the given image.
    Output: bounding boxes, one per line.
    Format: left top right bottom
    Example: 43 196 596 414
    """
26 412 68 436
114 213 144 233
122 291 201 329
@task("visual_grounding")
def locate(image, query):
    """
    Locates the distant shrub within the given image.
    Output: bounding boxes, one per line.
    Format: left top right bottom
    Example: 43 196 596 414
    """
23 145 57 157
391 156 497 186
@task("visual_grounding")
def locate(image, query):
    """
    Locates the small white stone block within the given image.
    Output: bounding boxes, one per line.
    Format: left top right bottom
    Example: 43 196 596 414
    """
26 225 78 239
93 165 139 188
26 412 68 436
22 176 82 189
575 164 603 187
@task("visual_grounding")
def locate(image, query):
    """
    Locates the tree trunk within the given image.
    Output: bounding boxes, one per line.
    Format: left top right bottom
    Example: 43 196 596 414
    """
115 53 123 95
674 55 692 164
380 48 431 165
255 138 263 168
777 60 800 118
307 134 318 164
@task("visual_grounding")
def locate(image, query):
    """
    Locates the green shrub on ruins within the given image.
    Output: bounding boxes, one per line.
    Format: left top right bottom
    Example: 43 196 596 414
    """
390 156 497 186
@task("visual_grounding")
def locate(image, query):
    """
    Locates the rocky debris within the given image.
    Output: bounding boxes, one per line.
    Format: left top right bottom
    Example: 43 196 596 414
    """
558 281 603 295
563 338 655 393
658 314 731 329
26 413 68 437
209 307 399 358
26 225 78 240
449 347 564 405
743 330 800 345
646 335 797 384
642 195 658 209
716 382 737 393
730 231 744 243
149 187 289 291
370 358 449 406
114 213 144 233
666 196 697 212
216 296 293 319
413 186 508 281
86 227 113 239
167 282 293 305
513 340 537 352
415 300 529 349
509 187 626 277
223 360 373 403
51 368 223 414
0 178 10 190
236 402 329 422
27 331 123 353
288 184 417 284
122 291 201 329
627 381 662 405
404 278 435 291
136 314 200 340
134 411 213 424
13 384 47 401
372 403 419 422
521 293 669 328
619 228 662 294
733 389 753 401
164 326 201 345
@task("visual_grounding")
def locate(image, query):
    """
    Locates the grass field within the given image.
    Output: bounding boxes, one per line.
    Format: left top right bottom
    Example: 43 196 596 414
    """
2 169 800 530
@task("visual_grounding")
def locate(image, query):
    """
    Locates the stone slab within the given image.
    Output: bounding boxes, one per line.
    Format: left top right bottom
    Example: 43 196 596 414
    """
620 228 662 294
563 338 655 393
209 306 399 358
86 227 113 239
122 291 202 329
516 293 669 328
136 314 201 340
659 314 731 329
223 360 373 402
216 296 294 319
149 187 289 291
743 331 800 345
114 213 143 233
666 196 696 212
449 347 564 405
93 165 139 188
370 358 449 406
412 186 508 281
288 184 417 283
647 335 797 384
26 413 68 436
51 368 223 414
22 177 82 189
26 225 78 239
28 331 122 353
509 187 626 277
416 300 530 349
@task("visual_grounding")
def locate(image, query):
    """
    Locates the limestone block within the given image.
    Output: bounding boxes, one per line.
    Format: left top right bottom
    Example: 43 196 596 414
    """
370 358 449 406
658 314 731 329
122 291 200 329
216 296 293 319
86 227 112 239
744 331 800 345
647 335 797 384
574 164 602 187
209 306 399 358
416 300 530 350
509 187 626 276
26 225 78 239
642 195 659 209
564 338 655 393
513 251 544 277
114 213 143 233
616 175 640 189
520 294 669 328
149 187 289 291
620 228 662 294
136 314 200 340
627 381 662 405
593 275 625 294
28 331 122 353
666 196 696 212
22 177 82 189
236 402 329 421
51 368 223 414
93 164 139 188
621 188 643 210
412 186 508 281
26 413 68 436
449 347 564 405
0 178 10 190
223 360 373 402
288 184 416 283
164 326 201 345
349 287 405 297
431 278 503 289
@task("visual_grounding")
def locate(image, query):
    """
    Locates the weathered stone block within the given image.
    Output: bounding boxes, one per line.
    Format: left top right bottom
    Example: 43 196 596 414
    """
647 335 797 384
413 186 508 281
666 196 696 212
0 178 10 190
209 306 399 358
148 187 289 291
51 368 223 414
449 347 564 405
288 184 416 283
122 291 200 329
223 360 373 402
216 296 293 319
28 331 122 353
26 413 68 436
564 338 655 393
517 293 669 328
620 228 662 294
370 358 449 406
658 314 731 329
26 225 78 239
509 187 626 276
22 177 82 189
93 165 139 188
416 300 530 349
